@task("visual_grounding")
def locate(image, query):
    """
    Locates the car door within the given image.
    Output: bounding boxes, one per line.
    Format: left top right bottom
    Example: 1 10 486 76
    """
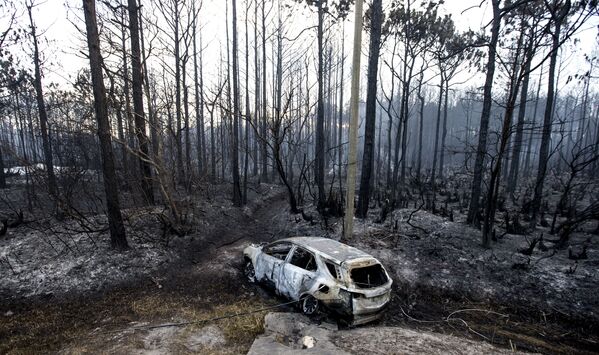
279 246 318 300
256 242 292 290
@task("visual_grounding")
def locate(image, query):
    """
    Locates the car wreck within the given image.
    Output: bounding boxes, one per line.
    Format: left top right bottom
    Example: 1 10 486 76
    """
243 237 392 325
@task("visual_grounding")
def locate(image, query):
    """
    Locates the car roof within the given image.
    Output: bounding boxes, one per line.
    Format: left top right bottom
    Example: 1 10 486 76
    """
279 237 371 264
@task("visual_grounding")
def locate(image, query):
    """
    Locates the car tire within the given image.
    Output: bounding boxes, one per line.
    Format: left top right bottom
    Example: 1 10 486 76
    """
301 295 319 316
244 260 256 283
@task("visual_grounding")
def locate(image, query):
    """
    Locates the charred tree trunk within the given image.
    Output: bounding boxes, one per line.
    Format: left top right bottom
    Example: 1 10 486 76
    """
439 79 449 181
524 64 543 175
315 0 326 209
83 0 128 250
417 71 425 177
530 1 570 228
27 4 58 199
261 1 268 181
231 0 242 206
467 0 501 225
0 142 6 189
508 28 535 194
127 0 154 204
356 0 383 219
431 73 444 207
193 8 205 176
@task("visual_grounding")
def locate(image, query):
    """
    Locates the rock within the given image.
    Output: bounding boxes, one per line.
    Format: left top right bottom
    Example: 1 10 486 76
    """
301 336 316 349
332 326 529 355
142 327 179 352
186 325 226 352
248 312 528 355
247 312 347 355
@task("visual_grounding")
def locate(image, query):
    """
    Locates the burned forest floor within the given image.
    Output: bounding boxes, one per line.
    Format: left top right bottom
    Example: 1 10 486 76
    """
0 180 598 354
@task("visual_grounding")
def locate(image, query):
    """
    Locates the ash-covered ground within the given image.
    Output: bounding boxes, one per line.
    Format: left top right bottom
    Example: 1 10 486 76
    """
1 181 598 354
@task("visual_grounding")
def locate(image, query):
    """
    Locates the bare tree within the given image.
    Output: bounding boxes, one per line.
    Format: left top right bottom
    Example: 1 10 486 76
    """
127 0 154 204
231 0 242 206
26 2 58 200
82 0 128 249
356 0 383 218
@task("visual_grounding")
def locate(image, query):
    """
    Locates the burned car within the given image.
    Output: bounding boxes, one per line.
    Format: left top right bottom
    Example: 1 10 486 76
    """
243 237 392 325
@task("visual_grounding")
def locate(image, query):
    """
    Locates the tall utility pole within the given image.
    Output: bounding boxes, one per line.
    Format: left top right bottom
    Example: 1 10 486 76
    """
344 0 364 240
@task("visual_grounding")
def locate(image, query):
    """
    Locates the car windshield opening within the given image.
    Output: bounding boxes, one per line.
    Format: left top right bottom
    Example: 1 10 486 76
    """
350 264 387 288
264 243 292 260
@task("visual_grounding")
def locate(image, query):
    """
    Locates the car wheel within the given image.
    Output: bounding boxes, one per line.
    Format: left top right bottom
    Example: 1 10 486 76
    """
301 295 319 316
244 260 256 283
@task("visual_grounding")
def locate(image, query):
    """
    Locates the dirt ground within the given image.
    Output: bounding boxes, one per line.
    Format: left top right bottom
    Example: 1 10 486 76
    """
1 182 598 354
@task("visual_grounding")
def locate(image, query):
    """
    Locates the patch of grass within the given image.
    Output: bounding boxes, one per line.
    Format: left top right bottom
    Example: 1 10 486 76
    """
0 305 91 354
130 293 270 344
0 288 274 354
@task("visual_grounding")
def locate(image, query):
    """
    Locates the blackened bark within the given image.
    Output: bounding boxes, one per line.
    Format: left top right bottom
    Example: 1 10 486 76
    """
315 0 326 209
82 0 128 250
356 0 383 218
231 0 242 206
431 74 444 187
467 0 501 224
508 29 535 194
261 2 268 181
27 4 58 199
127 0 154 204
0 144 5 188
439 79 449 181
416 71 425 177
530 1 570 227
193 5 204 176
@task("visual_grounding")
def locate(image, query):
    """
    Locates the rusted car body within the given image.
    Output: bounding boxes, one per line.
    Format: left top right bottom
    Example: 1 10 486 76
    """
243 237 392 325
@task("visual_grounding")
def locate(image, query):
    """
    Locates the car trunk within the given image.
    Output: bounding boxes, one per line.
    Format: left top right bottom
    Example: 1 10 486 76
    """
340 258 392 318
349 263 388 288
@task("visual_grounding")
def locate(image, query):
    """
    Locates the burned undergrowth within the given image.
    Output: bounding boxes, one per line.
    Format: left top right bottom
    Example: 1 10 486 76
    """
0 182 292 354
1 179 598 354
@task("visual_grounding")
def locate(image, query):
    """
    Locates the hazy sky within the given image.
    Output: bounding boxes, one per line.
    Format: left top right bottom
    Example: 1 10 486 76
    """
7 0 599 95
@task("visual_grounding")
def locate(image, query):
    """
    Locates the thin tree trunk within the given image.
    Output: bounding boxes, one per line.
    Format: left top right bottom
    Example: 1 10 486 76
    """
338 26 345 193
530 1 570 227
439 79 449 181
27 4 58 199
524 64 543 175
261 1 268 181
431 74 444 191
0 144 5 188
467 0 501 224
417 71 425 177
253 0 260 177
127 0 154 204
192 4 204 176
508 28 535 194
174 1 183 185
315 0 326 209
243 1 250 204
139 6 159 165
231 0 242 206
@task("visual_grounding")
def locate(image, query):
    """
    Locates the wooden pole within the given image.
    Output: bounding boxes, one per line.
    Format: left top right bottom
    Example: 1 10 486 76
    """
344 0 364 240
